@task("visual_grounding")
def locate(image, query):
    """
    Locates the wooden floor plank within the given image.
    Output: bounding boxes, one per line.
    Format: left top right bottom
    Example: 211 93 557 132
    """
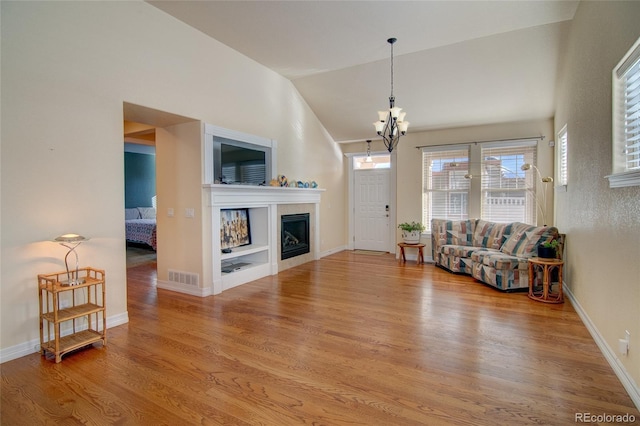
2 251 638 425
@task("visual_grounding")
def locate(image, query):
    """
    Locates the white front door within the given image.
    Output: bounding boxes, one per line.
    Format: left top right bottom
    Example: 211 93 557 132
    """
354 169 390 251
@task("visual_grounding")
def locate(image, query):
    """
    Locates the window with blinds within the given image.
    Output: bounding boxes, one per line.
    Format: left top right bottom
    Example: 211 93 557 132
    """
422 147 470 232
480 142 537 224
557 125 568 186
609 36 640 188
620 55 640 171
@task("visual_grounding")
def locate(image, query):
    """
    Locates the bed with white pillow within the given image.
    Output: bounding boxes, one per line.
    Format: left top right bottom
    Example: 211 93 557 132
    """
125 207 157 250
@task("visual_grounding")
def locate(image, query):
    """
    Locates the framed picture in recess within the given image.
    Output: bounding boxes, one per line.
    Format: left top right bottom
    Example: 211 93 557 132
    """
220 208 251 249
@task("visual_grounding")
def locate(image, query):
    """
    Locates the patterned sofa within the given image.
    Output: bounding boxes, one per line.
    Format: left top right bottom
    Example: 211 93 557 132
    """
431 218 560 291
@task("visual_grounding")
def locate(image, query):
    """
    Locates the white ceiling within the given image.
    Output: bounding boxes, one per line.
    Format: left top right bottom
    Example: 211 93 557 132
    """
147 1 579 142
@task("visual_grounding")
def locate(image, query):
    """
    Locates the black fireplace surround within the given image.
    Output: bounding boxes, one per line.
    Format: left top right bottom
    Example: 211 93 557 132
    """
281 213 310 260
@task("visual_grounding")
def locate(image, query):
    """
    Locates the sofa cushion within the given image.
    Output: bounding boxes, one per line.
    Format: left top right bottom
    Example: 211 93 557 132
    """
440 244 478 258
471 249 525 270
473 220 512 250
432 219 476 247
500 223 559 258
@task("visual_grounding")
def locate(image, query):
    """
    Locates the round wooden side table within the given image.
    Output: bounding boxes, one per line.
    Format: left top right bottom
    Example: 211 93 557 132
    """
398 242 425 265
528 258 564 303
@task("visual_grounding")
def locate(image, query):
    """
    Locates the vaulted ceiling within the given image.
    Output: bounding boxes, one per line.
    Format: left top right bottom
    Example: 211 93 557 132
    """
147 1 579 143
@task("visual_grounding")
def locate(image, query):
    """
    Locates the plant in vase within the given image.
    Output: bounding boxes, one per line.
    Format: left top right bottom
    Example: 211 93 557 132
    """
398 221 425 244
538 240 559 259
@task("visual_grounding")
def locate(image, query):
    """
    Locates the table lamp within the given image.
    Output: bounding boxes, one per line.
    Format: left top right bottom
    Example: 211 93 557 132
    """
54 233 88 285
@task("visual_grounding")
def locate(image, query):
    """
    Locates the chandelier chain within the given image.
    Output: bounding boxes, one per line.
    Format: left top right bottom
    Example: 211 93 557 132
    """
390 40 394 98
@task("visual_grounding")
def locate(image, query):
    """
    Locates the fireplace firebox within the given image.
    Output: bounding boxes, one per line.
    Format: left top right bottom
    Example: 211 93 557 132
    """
281 213 310 260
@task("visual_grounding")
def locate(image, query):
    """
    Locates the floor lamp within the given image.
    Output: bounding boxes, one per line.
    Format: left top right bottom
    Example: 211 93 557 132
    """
521 163 553 226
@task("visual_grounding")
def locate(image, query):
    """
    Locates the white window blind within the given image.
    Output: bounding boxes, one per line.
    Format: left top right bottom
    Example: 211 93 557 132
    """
480 143 537 224
620 55 640 171
609 36 640 187
422 147 470 232
557 125 568 186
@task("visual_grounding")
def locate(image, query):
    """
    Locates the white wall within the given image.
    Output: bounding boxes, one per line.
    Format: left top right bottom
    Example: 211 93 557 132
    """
0 1 345 359
553 0 640 396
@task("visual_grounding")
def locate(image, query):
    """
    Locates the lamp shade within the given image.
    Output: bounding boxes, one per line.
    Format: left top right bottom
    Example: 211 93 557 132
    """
55 234 88 243
397 121 409 133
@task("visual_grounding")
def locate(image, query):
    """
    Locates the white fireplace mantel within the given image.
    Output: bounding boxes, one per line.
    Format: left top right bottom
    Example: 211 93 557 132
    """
204 184 324 295
203 184 323 207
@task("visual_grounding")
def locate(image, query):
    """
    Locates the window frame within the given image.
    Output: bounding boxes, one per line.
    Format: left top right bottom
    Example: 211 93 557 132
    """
556 125 568 191
479 141 537 225
607 35 640 188
421 145 471 233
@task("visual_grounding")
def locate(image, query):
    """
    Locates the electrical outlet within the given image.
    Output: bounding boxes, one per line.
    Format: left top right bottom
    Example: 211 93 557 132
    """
626 330 631 350
185 208 195 218
619 330 631 356
167 208 174 217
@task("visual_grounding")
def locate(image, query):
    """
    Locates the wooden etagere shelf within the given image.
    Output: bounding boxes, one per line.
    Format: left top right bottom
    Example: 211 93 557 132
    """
38 267 107 363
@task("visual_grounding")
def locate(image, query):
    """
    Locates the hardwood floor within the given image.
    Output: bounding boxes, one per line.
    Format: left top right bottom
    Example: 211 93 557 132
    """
2 251 638 425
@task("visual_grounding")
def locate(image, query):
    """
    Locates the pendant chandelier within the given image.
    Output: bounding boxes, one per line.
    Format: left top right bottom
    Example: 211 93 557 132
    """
374 37 409 153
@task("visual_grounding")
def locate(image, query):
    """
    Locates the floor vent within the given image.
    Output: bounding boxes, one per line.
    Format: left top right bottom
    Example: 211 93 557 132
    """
168 269 199 287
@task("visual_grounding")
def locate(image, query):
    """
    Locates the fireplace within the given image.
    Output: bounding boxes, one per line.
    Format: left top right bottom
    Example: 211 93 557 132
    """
281 213 310 260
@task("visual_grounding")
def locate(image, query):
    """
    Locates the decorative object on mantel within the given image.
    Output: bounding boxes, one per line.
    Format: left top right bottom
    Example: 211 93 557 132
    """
373 37 409 153
398 221 425 244
272 175 318 188
53 233 89 285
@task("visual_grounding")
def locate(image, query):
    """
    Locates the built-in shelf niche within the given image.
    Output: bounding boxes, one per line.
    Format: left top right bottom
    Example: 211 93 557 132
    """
218 206 271 290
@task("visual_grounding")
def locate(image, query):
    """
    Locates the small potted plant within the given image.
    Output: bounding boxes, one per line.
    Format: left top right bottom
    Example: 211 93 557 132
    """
398 221 425 244
538 240 559 259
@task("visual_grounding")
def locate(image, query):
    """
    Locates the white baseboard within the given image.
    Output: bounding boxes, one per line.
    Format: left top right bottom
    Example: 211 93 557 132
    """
0 311 129 364
320 245 346 258
564 283 640 409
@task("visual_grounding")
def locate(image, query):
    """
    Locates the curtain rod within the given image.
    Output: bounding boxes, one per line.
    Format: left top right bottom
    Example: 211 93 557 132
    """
415 135 545 150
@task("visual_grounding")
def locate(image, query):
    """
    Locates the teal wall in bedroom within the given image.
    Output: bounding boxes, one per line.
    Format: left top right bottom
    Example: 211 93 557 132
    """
125 152 156 208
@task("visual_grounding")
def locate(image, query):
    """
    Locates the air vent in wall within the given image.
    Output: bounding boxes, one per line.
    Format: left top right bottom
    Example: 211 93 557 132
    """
168 269 199 287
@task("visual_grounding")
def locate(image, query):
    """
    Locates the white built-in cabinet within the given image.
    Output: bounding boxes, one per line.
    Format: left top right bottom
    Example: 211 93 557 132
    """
203 124 322 295
206 186 322 294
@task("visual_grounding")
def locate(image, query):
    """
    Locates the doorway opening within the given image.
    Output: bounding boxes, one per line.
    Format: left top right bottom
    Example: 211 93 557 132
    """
123 102 196 272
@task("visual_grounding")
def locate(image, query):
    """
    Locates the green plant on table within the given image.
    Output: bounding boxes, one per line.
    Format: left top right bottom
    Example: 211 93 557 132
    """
398 221 426 232
541 240 559 249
